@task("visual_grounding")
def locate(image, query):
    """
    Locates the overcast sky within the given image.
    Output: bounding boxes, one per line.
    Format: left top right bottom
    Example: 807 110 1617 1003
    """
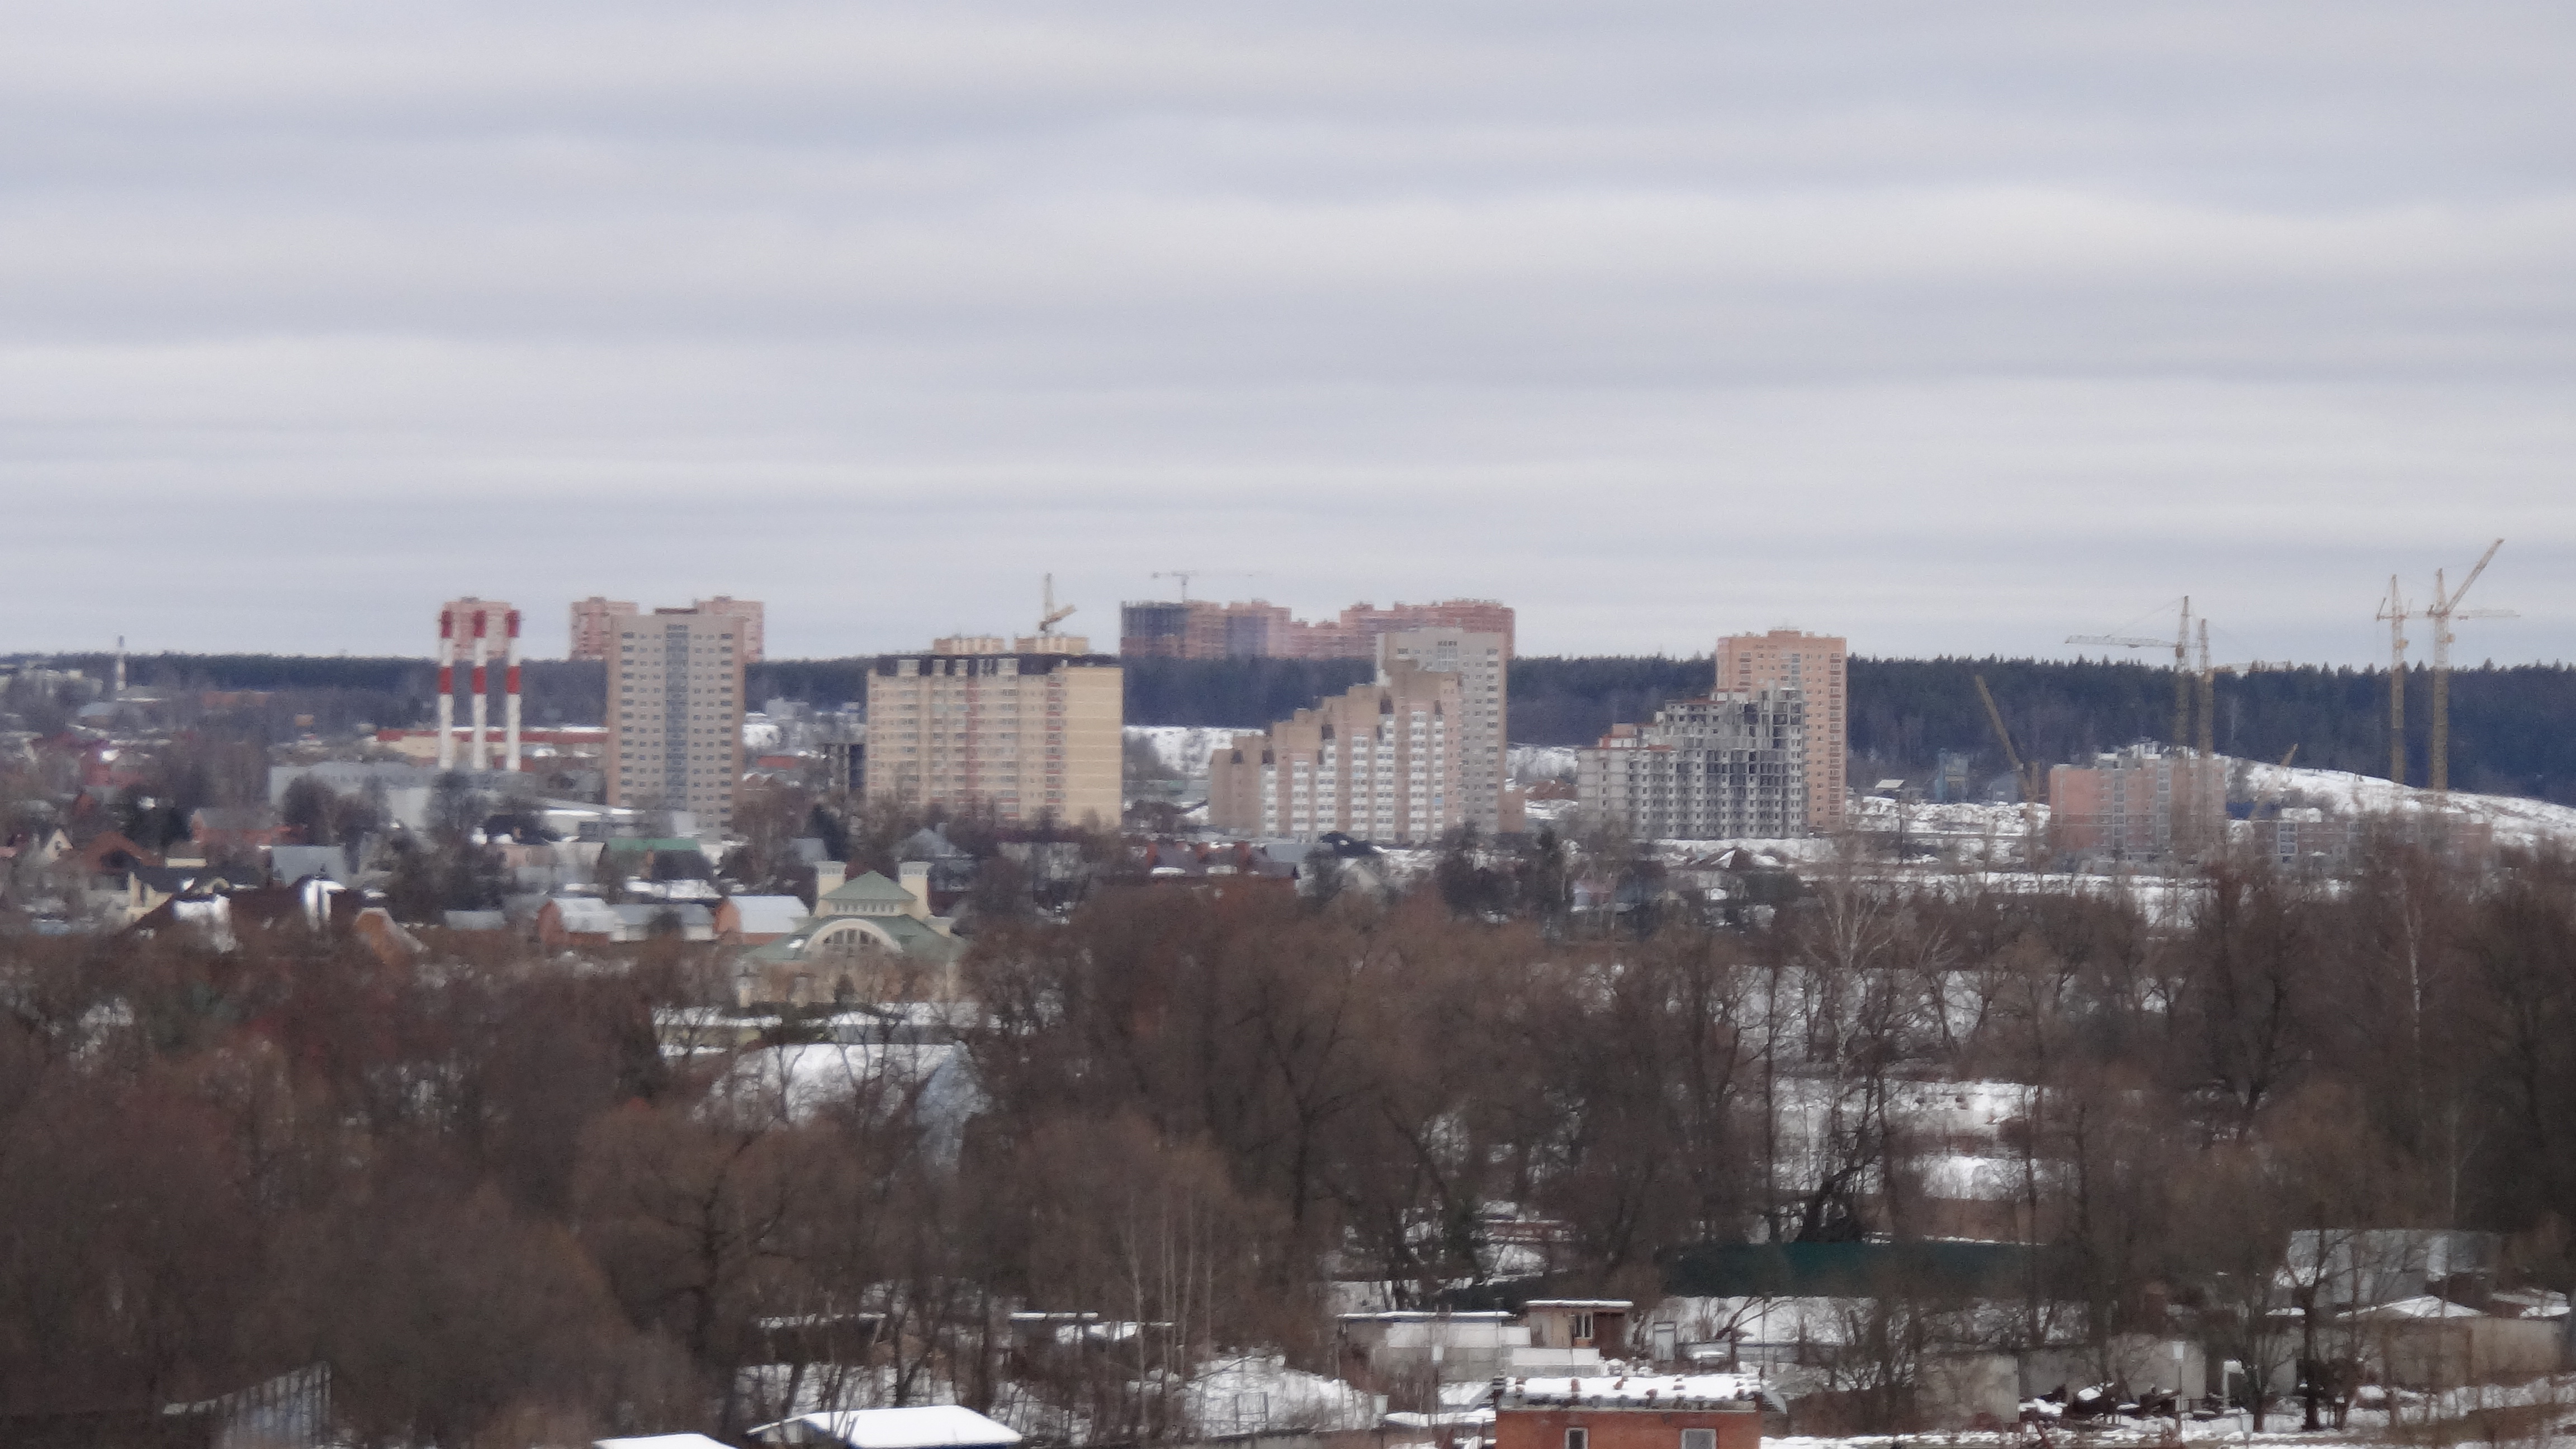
6 1 2572 665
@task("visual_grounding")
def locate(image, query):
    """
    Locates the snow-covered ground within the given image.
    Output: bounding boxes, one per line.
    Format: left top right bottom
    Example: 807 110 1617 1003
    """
1188 1352 1382 1434
1848 761 2576 854
1849 794 2049 840
1126 725 1247 779
1510 745 1580 782
714 1041 982 1152
2243 760 2576 849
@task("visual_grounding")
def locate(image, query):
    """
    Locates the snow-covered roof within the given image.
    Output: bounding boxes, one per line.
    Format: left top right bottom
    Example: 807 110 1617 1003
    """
1497 1374 1765 1410
598 1436 732 1449
754 1405 1022 1449
728 894 809 935
2347 1295 2483 1320
549 896 624 933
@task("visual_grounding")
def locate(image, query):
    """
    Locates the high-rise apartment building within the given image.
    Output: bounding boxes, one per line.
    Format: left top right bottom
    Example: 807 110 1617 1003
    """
1120 598 1515 661
570 597 638 662
691 596 765 662
605 606 748 827
1377 627 1516 835
1208 662 1464 844
1575 689 1807 841
1715 629 1847 831
863 636 1123 828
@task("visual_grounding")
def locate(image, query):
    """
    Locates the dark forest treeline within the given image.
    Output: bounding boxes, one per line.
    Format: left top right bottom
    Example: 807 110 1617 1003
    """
26 651 2576 802
1514 656 2576 805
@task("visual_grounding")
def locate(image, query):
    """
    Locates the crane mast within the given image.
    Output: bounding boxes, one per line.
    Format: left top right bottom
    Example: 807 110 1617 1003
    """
2064 596 2196 751
2424 539 2511 795
2376 576 2409 785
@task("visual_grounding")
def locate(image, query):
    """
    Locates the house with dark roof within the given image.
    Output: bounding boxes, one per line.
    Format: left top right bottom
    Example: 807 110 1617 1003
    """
267 844 352 886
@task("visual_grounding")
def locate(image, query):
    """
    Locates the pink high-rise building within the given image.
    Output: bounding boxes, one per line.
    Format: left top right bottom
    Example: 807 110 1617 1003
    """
692 596 765 662
1120 597 1514 661
570 596 638 661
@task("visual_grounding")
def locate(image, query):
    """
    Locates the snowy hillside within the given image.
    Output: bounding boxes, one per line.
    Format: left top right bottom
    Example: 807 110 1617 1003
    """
1846 763 2576 853
1509 744 1579 781
2241 760 2576 849
1126 725 1248 779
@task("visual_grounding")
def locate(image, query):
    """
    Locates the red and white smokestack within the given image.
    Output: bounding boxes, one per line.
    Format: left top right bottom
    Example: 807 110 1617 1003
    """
436 608 457 770
504 609 523 774
470 608 490 772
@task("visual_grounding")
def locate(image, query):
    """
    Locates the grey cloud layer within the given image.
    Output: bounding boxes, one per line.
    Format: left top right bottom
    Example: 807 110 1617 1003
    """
4 1 2571 664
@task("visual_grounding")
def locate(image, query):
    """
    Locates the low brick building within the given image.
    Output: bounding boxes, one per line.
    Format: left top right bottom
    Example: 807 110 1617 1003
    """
1493 1375 1765 1449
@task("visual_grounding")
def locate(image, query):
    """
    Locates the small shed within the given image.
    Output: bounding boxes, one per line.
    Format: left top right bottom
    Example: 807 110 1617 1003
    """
1524 1299 1630 1352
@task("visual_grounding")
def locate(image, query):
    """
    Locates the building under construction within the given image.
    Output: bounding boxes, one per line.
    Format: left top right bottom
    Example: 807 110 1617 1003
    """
2047 745 2228 863
1119 597 1514 660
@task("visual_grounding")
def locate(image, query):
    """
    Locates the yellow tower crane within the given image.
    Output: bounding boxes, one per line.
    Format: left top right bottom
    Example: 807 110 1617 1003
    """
1973 674 2043 863
2066 596 2195 749
1038 574 1076 635
2375 576 2411 785
2422 539 2515 795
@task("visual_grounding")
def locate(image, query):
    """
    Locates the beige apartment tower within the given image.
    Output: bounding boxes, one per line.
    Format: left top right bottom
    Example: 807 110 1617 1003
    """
1208 662 1465 844
606 606 748 827
1376 627 1515 835
864 637 1123 830
1715 628 1847 831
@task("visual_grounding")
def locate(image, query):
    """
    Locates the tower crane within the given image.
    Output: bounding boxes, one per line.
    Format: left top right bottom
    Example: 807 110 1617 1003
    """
2424 539 2516 795
2066 596 2195 749
1973 674 2042 858
1037 574 1076 635
2375 576 2411 785
1149 570 1260 603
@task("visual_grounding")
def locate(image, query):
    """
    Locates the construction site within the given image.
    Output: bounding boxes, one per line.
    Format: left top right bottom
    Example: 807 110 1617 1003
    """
1929 540 2524 874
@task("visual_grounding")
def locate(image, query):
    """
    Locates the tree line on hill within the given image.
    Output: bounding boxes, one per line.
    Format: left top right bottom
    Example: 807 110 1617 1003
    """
20 651 2576 803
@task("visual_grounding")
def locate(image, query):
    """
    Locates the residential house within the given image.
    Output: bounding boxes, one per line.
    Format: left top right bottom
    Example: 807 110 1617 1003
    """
732 863 964 1005
190 805 290 856
1339 1300 1631 1387
267 844 353 885
536 896 718 948
716 894 807 944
